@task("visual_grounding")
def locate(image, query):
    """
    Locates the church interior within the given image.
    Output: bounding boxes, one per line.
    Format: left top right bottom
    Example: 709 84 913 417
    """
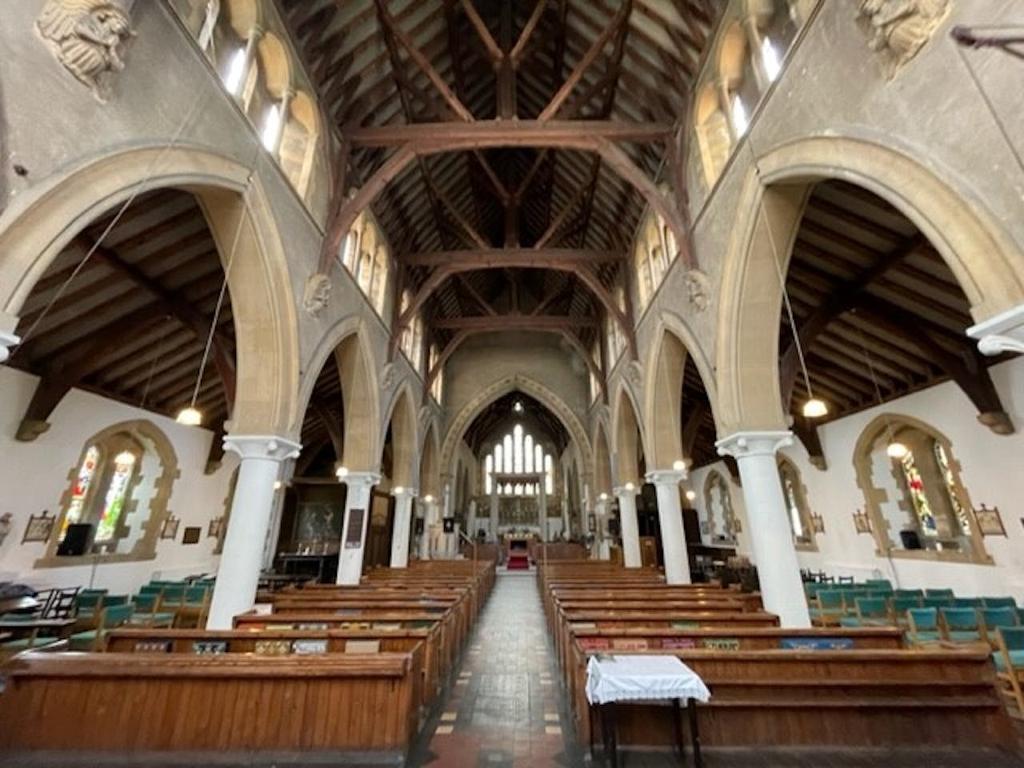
2 0 1024 766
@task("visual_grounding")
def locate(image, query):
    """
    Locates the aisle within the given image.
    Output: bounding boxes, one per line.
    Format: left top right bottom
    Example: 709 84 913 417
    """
408 570 583 768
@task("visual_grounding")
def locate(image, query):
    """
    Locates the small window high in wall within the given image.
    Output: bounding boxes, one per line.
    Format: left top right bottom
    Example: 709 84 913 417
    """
854 415 990 564
777 456 817 550
37 421 179 567
702 470 739 545
340 212 392 319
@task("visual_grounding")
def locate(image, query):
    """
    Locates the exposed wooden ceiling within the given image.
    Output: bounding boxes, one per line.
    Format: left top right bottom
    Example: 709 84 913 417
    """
280 0 720 357
462 391 570 455
10 190 236 444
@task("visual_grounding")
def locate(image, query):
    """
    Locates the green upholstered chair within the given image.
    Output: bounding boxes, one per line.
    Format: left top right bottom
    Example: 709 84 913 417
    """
925 588 955 600
922 596 953 610
894 589 924 600
889 596 921 626
840 597 890 628
993 627 1024 719
939 607 983 644
906 608 941 646
68 603 134 651
984 597 1018 610
128 593 175 628
981 607 1020 645
865 579 893 594
73 589 108 619
810 590 845 626
0 613 55 654
952 597 984 609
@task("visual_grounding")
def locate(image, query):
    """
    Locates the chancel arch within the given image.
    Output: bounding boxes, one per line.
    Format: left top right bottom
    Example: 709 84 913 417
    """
610 383 646 486
381 383 419 489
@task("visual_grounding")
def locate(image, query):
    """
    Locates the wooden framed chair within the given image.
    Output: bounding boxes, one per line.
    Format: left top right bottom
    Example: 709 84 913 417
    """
939 607 983 645
68 603 134 651
127 593 175 628
174 586 211 628
888 595 922 627
984 597 1018 610
952 597 984 609
925 588 955 600
810 590 845 626
980 607 1020 647
893 588 924 601
840 597 890 628
906 607 941 646
922 596 953 610
993 627 1024 720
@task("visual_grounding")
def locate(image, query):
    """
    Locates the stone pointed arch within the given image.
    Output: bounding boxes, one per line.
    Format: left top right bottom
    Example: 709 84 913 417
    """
716 135 1024 434
643 313 721 469
610 380 647 486
419 421 442 499
439 375 593 490
382 381 419 488
592 419 613 496
0 145 301 437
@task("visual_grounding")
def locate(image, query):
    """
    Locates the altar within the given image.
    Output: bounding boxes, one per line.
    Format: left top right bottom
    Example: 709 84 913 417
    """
502 531 536 570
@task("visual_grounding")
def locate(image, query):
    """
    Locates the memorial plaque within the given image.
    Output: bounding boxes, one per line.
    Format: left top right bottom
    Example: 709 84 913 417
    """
344 508 365 549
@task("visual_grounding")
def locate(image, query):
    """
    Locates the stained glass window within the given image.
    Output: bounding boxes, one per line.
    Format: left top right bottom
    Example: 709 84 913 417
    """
94 451 137 543
934 442 971 535
900 451 937 537
544 455 554 495
503 434 513 473
513 425 524 473
61 445 100 540
524 435 534 473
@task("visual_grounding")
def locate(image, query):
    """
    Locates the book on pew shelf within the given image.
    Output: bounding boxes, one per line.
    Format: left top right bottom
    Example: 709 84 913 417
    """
701 638 740 651
372 622 402 631
292 639 329 655
660 637 698 650
345 639 381 654
612 638 649 651
255 640 292 655
408 620 433 629
577 638 611 651
133 640 172 653
193 641 228 655
670 621 699 629
570 622 597 631
780 637 855 650
296 622 329 630
340 621 372 630
335 609 360 615
265 623 295 630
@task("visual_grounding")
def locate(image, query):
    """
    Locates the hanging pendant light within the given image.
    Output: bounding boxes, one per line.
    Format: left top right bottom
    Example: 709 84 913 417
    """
176 406 203 426
802 398 829 419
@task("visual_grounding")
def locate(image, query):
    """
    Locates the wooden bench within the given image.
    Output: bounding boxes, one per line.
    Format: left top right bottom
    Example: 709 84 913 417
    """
0 651 422 762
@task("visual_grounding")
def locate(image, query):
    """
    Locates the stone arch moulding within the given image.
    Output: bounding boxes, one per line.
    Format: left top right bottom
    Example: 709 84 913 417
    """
0 145 302 438
35 418 181 568
851 411 991 565
609 378 648 486
439 375 593 493
420 422 442 499
643 312 721 470
591 417 614 496
715 134 1024 434
381 380 420 488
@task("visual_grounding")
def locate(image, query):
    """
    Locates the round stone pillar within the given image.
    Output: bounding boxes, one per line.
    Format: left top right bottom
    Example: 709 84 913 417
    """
614 484 642 568
336 471 381 585
716 431 810 628
207 435 301 629
646 469 692 584
389 487 418 568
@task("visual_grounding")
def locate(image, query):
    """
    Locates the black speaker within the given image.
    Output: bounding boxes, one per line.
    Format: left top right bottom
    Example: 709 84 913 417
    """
607 518 620 536
57 523 93 556
900 529 922 550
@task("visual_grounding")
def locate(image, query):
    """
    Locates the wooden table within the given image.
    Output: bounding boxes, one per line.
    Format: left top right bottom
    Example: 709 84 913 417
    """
0 596 40 615
0 617 77 638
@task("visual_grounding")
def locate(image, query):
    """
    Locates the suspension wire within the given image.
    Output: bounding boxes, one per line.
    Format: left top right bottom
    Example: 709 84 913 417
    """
853 320 899 448
10 89 215 357
753 173 818 406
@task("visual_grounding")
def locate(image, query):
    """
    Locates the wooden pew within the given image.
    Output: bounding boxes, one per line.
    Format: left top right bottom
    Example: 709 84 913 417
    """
0 651 422 761
566 645 1016 751
104 627 437 704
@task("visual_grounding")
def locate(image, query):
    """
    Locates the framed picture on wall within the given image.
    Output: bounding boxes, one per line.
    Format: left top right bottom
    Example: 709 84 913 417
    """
161 515 180 540
22 511 55 543
975 504 1006 537
852 509 872 534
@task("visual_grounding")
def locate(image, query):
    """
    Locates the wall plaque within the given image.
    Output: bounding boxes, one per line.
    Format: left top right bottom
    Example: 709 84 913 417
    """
344 509 365 549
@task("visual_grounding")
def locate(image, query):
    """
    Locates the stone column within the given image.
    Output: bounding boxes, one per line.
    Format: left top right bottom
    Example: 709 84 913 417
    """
561 497 570 540
490 484 499 541
467 499 477 542
420 495 439 560
538 480 547 541
716 431 810 628
262 457 294 570
272 87 294 157
207 435 301 629
0 329 19 364
968 304 1024 356
614 484 642 568
646 469 692 584
336 471 381 585
593 495 609 559
389 487 417 568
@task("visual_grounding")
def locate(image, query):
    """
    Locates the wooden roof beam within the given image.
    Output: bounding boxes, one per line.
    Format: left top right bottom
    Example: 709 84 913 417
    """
431 315 599 331
402 247 623 267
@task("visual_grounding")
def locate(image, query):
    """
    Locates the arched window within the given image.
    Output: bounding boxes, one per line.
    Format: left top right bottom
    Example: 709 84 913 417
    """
484 426 555 499
524 434 534 473
513 425 524 473
703 470 738 544
544 455 554 495
428 344 443 403
40 421 179 566
484 455 493 495
854 415 988 563
777 456 816 549
279 92 321 199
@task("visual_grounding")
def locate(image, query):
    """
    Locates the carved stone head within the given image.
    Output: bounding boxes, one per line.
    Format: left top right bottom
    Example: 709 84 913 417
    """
303 273 332 316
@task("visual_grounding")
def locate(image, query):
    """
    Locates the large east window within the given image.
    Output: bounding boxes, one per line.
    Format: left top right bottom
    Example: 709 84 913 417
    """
483 424 555 497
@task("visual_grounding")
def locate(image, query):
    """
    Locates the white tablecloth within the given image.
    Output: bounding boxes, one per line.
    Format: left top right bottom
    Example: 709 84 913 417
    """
585 654 711 705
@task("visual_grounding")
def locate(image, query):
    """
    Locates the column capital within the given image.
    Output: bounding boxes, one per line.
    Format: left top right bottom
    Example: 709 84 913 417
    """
646 468 687 486
613 483 640 497
716 430 792 459
392 486 418 499
968 304 1024 356
340 471 381 489
223 435 301 462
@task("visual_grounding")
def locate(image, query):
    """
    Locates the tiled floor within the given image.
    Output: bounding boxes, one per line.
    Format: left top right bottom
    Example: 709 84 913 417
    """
408 572 1024 768
408 570 583 768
